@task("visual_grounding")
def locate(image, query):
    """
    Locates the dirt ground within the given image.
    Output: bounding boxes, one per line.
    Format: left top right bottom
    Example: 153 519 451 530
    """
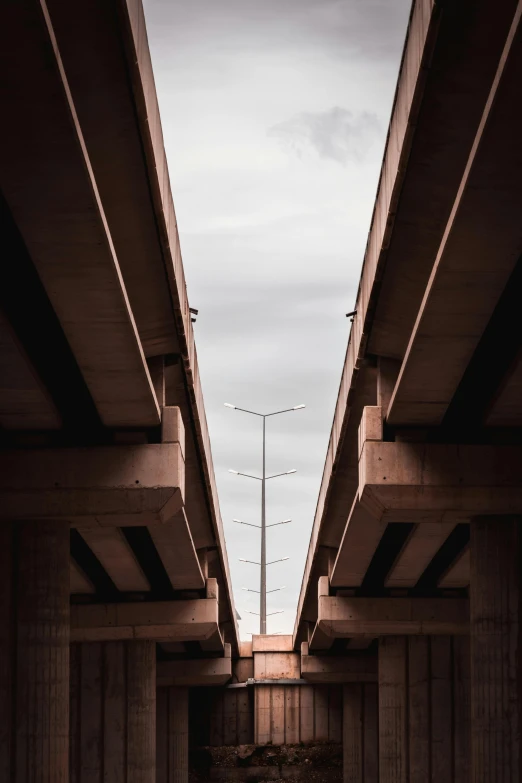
189 742 343 783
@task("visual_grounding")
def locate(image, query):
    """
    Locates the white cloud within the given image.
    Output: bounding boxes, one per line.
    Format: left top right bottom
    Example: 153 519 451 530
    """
268 107 381 165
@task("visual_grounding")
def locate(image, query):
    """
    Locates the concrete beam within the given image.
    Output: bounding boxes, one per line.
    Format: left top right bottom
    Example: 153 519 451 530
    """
70 560 95 595
157 657 232 687
0 0 160 428
71 598 218 642
318 596 469 637
385 522 456 588
438 546 470 588
359 440 522 523
148 509 204 591
0 442 184 524
0 309 61 430
119 0 240 652
77 527 150 592
308 622 335 652
301 643 377 683
330 498 387 588
43 0 179 361
252 634 294 652
387 8 522 427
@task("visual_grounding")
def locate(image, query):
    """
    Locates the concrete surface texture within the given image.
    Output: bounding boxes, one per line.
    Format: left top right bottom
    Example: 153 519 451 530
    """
1 0 522 781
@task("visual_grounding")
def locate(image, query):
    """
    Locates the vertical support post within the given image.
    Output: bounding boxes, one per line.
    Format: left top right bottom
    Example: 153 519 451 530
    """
16 519 70 783
0 524 14 782
127 640 156 783
168 687 189 783
343 684 363 783
260 415 266 634
470 516 521 782
378 636 407 783
70 641 157 782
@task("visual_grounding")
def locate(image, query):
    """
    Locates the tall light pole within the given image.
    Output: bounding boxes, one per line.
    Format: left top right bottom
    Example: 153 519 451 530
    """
226 403 305 634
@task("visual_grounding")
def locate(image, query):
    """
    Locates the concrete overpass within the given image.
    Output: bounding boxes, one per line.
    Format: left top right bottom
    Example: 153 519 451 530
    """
4 0 522 781
295 0 522 780
0 0 237 779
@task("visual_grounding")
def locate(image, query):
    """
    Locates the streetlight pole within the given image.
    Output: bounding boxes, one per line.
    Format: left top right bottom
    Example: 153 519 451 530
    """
226 402 305 634
261 414 267 633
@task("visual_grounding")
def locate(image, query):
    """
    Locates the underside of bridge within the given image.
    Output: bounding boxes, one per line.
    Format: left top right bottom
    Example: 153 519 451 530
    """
0 0 238 780
2 0 522 781
295 0 522 780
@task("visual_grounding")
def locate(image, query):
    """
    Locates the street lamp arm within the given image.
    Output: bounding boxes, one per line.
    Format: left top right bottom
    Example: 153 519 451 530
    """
266 519 292 528
266 470 297 480
234 520 261 529
229 470 262 481
225 404 264 417
266 405 305 417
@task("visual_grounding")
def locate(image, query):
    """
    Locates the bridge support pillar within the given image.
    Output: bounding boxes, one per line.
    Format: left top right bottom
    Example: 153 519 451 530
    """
70 640 156 782
470 516 522 782
0 520 70 782
157 686 189 783
377 635 470 783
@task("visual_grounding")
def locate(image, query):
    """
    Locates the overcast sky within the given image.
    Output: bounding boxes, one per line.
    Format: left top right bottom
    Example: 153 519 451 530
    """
143 0 411 638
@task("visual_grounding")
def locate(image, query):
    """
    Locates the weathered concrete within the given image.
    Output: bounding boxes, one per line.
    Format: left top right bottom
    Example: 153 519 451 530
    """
301 643 377 684
343 684 378 783
0 442 185 524
157 687 189 783
70 640 156 782
2 526 62 780
318 594 469 638
470 517 521 781
378 635 471 783
0 0 161 428
71 598 219 642
157 658 232 687
359 439 522 522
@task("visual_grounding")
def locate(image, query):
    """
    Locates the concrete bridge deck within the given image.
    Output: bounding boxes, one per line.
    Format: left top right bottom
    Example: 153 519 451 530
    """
0 1 237 779
294 0 522 779
3 0 522 781
295 0 522 645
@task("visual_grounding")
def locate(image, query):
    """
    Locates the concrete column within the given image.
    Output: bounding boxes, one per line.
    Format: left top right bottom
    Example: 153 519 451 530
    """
343 684 378 783
378 635 470 783
70 640 156 782
168 687 189 783
16 519 70 783
0 524 14 781
343 684 363 783
470 516 521 782
127 640 157 783
378 636 407 783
